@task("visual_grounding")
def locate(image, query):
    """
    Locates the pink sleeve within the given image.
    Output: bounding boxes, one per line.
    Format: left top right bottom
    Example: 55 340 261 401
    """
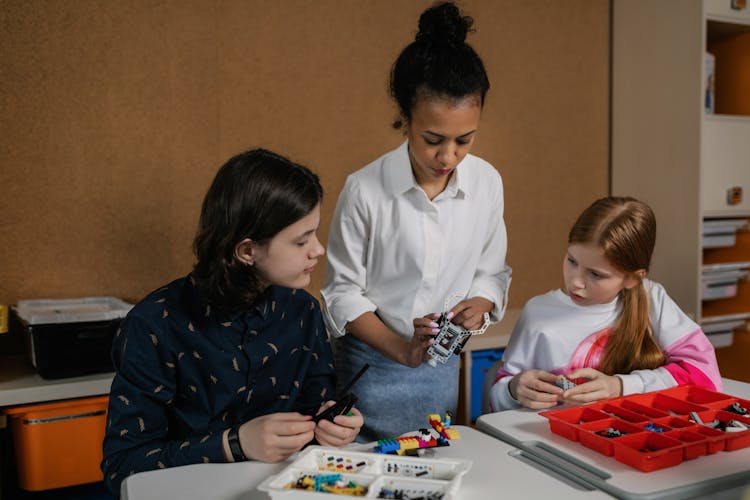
662 329 723 392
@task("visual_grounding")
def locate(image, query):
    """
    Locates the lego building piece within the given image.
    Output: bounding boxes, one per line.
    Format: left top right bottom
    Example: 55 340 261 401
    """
417 428 432 442
427 293 491 367
723 419 749 432
442 428 461 440
725 402 748 416
596 427 624 438
373 439 401 455
398 437 419 451
313 363 369 423
313 473 342 491
555 376 577 391
429 412 460 441
644 422 666 433
375 414 460 455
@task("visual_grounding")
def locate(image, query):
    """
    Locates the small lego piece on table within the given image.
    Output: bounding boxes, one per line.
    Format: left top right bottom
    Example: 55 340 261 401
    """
374 413 460 454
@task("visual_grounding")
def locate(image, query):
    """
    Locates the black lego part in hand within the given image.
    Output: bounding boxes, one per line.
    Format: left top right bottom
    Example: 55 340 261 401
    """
313 393 358 423
312 363 369 423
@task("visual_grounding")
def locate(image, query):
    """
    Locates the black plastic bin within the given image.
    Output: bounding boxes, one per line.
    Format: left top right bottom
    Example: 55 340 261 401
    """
11 298 133 379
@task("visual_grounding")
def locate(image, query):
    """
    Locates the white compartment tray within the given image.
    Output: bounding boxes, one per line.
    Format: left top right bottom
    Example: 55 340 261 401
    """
257 446 471 499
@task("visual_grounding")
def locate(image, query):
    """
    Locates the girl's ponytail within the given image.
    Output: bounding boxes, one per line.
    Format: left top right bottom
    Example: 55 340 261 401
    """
569 196 664 374
599 280 664 375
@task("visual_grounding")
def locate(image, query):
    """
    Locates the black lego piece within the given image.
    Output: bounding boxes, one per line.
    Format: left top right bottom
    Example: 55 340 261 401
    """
313 363 369 423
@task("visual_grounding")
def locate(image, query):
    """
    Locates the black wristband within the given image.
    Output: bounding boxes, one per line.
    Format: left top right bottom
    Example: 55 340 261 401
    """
227 426 247 462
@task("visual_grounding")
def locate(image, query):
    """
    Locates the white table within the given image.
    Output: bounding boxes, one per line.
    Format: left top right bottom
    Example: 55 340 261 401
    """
477 379 750 500
120 425 612 499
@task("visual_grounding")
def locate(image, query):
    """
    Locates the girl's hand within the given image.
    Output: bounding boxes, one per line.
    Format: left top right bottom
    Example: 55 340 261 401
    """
238 412 315 462
449 297 493 331
562 368 623 403
406 313 441 367
509 370 563 409
314 405 364 447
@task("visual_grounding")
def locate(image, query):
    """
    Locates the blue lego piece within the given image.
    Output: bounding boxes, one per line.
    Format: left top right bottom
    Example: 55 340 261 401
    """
314 474 342 492
374 439 401 454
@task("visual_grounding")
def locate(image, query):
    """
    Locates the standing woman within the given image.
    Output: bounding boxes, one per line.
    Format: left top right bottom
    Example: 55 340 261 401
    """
322 2 511 441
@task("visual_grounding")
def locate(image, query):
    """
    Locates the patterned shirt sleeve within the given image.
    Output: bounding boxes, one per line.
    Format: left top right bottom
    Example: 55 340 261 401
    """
102 311 225 494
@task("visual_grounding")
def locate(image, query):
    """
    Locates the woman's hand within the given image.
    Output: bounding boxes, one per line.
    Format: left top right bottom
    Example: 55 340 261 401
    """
562 368 622 403
449 297 493 331
313 404 364 447
509 370 564 409
406 313 441 367
237 412 315 462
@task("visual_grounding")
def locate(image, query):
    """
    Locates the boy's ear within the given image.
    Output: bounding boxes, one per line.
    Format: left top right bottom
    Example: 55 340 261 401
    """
624 269 647 289
234 238 255 266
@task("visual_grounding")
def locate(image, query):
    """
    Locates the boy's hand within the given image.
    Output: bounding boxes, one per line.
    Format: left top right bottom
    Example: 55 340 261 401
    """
406 313 441 367
562 368 622 403
314 404 363 447
449 297 493 331
238 412 315 462
510 370 563 409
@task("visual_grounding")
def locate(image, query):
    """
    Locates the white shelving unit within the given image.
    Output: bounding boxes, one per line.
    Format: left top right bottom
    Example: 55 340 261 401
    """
612 0 750 377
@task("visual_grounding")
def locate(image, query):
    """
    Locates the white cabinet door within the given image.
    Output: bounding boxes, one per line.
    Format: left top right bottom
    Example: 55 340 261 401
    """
702 116 750 216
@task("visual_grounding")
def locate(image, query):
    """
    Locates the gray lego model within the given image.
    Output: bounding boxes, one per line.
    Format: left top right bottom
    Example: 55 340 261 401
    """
555 377 577 391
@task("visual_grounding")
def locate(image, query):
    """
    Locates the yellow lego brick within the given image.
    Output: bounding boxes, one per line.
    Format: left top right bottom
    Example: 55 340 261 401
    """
398 437 419 450
444 428 461 440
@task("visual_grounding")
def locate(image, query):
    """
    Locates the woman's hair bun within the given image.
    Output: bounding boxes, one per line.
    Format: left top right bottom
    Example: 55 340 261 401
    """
416 2 473 45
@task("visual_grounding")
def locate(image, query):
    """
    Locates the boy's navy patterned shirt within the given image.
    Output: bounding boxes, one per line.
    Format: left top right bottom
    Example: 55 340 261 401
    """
102 275 335 494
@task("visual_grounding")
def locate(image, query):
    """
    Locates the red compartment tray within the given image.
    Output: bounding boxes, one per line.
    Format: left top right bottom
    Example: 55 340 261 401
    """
540 386 750 472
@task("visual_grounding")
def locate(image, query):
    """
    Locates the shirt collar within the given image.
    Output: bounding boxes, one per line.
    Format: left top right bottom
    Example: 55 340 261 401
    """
442 165 463 199
386 140 468 199
185 273 271 326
